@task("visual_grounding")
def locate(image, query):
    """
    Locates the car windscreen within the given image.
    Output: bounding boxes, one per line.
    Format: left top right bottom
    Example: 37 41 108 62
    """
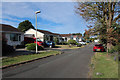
37 39 42 42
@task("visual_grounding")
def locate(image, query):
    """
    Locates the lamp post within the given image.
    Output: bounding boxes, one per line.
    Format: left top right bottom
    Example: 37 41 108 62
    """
35 11 41 53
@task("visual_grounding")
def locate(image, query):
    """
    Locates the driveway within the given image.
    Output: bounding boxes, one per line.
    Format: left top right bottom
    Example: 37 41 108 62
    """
2 43 94 78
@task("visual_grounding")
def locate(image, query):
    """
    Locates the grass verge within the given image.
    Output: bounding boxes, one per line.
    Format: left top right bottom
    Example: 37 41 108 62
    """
89 52 118 78
56 45 81 49
2 50 61 67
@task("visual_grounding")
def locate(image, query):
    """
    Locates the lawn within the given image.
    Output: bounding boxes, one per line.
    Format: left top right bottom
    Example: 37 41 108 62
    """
2 50 61 67
89 52 118 78
55 45 82 49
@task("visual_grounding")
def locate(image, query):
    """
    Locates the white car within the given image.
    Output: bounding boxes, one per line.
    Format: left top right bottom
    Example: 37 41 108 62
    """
78 41 86 45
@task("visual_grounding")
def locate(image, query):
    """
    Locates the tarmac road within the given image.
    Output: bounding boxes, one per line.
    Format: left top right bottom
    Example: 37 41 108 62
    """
2 43 94 78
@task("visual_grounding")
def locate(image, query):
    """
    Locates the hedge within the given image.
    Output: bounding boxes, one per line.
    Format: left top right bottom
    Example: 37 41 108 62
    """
25 43 44 51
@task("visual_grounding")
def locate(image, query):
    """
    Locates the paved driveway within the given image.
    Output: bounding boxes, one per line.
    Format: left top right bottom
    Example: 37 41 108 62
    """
2 43 94 78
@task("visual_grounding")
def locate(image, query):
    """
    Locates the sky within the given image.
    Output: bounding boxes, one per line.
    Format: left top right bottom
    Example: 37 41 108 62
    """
1 1 90 34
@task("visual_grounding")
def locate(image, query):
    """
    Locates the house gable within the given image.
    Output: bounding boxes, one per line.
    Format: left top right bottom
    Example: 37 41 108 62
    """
25 28 44 38
25 28 44 41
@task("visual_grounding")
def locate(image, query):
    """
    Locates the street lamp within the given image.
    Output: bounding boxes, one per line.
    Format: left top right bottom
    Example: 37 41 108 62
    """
35 11 41 53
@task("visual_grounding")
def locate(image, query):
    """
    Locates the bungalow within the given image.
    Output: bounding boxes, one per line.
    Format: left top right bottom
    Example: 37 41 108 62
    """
0 24 24 46
25 28 83 43
60 34 73 42
24 28 59 42
73 35 82 43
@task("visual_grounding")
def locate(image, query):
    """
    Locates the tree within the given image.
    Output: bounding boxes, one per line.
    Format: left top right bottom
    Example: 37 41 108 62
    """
72 33 82 36
53 37 59 44
75 2 120 52
18 20 34 32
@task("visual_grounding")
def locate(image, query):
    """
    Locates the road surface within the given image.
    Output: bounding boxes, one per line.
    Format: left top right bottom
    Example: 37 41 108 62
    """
2 43 94 78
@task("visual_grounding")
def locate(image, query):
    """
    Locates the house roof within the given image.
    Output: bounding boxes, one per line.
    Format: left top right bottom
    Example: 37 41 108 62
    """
60 34 72 37
72 35 82 38
0 24 22 33
34 29 60 36
36 29 53 34
73 35 77 38
77 35 82 38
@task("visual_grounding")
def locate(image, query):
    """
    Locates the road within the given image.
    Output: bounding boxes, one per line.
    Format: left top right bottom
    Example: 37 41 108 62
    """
2 43 94 78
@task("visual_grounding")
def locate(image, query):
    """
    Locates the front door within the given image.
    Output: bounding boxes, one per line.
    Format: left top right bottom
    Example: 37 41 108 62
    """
50 36 53 41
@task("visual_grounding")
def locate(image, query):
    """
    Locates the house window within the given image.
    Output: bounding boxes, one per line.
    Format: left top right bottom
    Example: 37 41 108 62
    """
65 38 67 41
10 33 21 41
18 35 21 41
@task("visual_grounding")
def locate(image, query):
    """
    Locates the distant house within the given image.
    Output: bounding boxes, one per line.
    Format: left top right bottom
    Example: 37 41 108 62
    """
60 34 73 42
94 39 99 42
73 35 82 42
25 28 83 43
24 28 59 42
0 24 24 46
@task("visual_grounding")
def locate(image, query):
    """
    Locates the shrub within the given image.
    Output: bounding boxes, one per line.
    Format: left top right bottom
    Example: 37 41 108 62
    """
59 41 68 45
68 39 77 45
2 33 15 56
108 45 120 53
62 41 68 45
54 37 59 45
25 43 44 51
2 45 15 56
76 43 82 47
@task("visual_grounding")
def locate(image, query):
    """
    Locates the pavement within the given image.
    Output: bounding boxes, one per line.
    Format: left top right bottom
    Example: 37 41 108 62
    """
2 43 95 78
2 48 55 58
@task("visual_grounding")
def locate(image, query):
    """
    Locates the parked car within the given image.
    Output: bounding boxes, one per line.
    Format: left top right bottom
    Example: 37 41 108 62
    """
93 44 105 52
43 41 55 48
86 41 90 43
24 37 43 46
78 41 86 45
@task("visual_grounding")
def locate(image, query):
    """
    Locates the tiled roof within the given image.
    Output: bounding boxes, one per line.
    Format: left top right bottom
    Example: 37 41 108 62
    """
37 29 53 34
36 29 60 36
77 35 82 38
72 35 82 38
60 34 72 37
73 35 77 38
0 24 22 33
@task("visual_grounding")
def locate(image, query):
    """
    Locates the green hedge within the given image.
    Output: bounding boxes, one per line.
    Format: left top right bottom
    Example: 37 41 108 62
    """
76 43 82 47
68 39 77 45
25 43 44 51
61 41 68 45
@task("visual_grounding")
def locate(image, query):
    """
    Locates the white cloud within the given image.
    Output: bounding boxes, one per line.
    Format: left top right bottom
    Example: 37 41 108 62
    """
2 2 35 18
2 0 75 2
2 15 25 22
1 2 88 34
1 19 19 27
3 0 117 2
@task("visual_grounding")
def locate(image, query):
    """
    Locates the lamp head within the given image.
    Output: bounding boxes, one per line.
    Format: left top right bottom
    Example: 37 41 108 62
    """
35 11 41 14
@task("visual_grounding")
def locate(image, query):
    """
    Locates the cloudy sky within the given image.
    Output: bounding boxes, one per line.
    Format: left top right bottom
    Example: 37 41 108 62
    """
1 1 89 34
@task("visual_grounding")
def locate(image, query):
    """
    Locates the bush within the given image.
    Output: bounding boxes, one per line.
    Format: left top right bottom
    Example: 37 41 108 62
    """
59 41 68 45
25 43 44 51
68 39 77 45
54 37 59 45
76 43 82 47
108 45 120 53
2 33 15 56
2 45 15 56
62 41 68 45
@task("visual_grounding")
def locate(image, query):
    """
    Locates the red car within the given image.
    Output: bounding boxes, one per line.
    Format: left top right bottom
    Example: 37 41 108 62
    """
24 37 43 46
93 44 105 52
